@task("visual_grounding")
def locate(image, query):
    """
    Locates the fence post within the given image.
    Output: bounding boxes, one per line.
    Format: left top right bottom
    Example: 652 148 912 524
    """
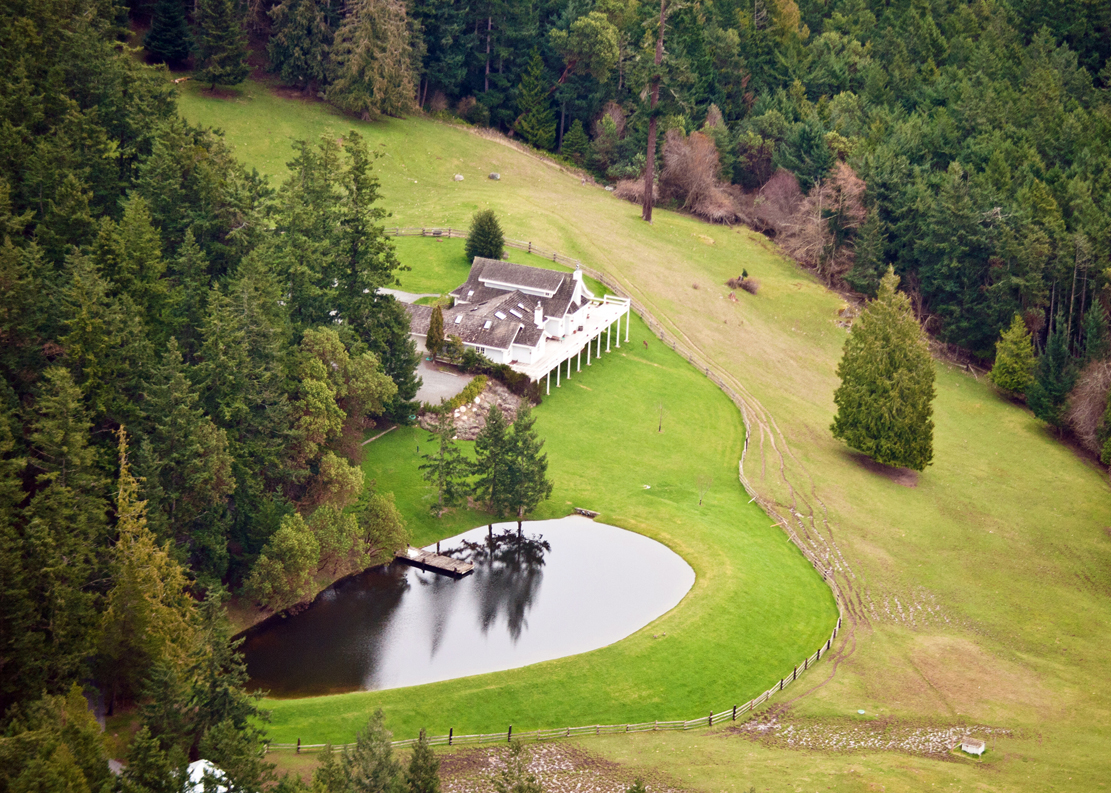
528 242 532 253
296 739 301 754
779 678 783 691
449 728 453 746
709 711 713 727
793 665 797 681
507 725 512 742
732 705 737 721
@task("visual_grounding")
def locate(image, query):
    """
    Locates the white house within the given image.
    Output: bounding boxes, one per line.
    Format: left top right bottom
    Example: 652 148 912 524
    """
405 258 631 391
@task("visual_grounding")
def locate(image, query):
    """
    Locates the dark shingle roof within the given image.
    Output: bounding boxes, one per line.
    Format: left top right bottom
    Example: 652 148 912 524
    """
473 258 566 294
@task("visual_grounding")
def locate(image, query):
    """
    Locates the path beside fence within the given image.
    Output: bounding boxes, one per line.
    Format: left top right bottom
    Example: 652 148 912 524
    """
267 228 848 754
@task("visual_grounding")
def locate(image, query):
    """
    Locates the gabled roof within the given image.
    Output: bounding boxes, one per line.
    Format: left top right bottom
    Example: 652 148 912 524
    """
450 258 589 321
472 258 566 295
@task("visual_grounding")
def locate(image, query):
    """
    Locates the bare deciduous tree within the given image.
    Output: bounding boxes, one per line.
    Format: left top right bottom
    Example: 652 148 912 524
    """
778 162 866 285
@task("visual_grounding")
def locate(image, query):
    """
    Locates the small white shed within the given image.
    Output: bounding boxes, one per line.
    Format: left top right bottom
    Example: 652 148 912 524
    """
960 736 986 756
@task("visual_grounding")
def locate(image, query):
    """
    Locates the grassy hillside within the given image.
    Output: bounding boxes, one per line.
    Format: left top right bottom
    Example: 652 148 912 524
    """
180 80 1111 791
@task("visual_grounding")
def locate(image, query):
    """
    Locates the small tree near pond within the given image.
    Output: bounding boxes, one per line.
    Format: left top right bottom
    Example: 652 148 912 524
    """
419 407 470 516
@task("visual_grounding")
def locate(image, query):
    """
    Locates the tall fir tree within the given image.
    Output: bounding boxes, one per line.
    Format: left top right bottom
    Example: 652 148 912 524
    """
328 0 417 119
473 404 512 511
515 49 556 150
145 0 193 67
343 710 403 793
989 315 1037 396
845 211 887 297
1027 318 1076 431
560 119 589 164
418 408 469 516
831 267 936 471
99 428 199 710
501 403 553 522
195 0 251 90
267 0 335 91
426 304 445 356
22 368 107 698
1082 305 1110 364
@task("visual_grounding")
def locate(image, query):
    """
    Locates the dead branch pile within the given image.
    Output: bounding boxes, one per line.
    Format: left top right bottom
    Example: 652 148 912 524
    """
612 178 658 203
726 275 760 294
732 169 803 234
1067 359 1111 454
777 162 866 285
659 129 738 223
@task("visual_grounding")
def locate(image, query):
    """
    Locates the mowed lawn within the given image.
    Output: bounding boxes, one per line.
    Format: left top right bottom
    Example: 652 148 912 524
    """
181 80 1111 791
268 307 837 744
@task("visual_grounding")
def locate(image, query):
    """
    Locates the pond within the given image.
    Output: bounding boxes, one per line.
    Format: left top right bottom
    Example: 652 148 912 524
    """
241 515 695 697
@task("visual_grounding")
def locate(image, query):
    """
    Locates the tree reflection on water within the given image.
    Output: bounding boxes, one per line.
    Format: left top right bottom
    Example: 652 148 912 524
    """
444 528 550 642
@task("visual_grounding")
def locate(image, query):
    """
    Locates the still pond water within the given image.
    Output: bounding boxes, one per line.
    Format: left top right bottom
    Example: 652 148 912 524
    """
241 516 695 697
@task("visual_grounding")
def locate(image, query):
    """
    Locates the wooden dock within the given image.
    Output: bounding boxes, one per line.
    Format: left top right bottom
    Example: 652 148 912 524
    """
395 546 474 578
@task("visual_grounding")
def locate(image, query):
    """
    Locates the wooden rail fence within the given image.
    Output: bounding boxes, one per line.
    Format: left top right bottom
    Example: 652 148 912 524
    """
269 228 848 755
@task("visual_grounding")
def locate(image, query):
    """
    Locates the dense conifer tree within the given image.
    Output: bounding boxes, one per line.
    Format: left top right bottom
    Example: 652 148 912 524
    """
831 267 935 471
502 404 553 522
268 0 335 91
145 0 192 66
473 404 511 510
465 209 505 261
515 49 556 150
426 304 445 356
195 0 251 90
343 710 404 793
561 119 589 163
1027 318 1077 431
407 730 441 793
328 0 417 119
989 315 1038 397
99 429 199 709
419 408 469 515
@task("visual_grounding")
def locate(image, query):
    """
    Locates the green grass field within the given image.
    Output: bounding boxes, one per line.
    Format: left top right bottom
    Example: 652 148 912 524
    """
180 80 1111 791
272 308 836 744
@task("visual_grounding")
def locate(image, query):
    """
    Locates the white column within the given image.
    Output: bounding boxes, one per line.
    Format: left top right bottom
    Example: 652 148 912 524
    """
625 306 630 341
567 355 571 380
616 312 621 348
597 332 602 358
587 336 592 365
607 323 612 352
557 364 561 387
547 370 551 395
577 346 581 372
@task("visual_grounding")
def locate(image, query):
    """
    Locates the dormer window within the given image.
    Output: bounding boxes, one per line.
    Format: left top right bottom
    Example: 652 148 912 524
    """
483 320 492 329
454 315 462 324
509 309 522 318
494 311 507 320
467 290 474 298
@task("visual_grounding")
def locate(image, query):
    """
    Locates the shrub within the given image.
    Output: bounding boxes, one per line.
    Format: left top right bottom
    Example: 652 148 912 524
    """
465 209 505 261
726 275 760 294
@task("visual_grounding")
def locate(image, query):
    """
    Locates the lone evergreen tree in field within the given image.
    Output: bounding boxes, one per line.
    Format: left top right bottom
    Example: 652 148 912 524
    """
426 304 444 357
989 314 1037 397
561 119 589 164
493 741 541 793
502 403 553 523
831 267 935 471
407 730 440 793
1027 318 1076 431
343 710 403 793
145 0 192 67
465 209 504 261
195 0 251 90
515 49 556 151
418 408 469 516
